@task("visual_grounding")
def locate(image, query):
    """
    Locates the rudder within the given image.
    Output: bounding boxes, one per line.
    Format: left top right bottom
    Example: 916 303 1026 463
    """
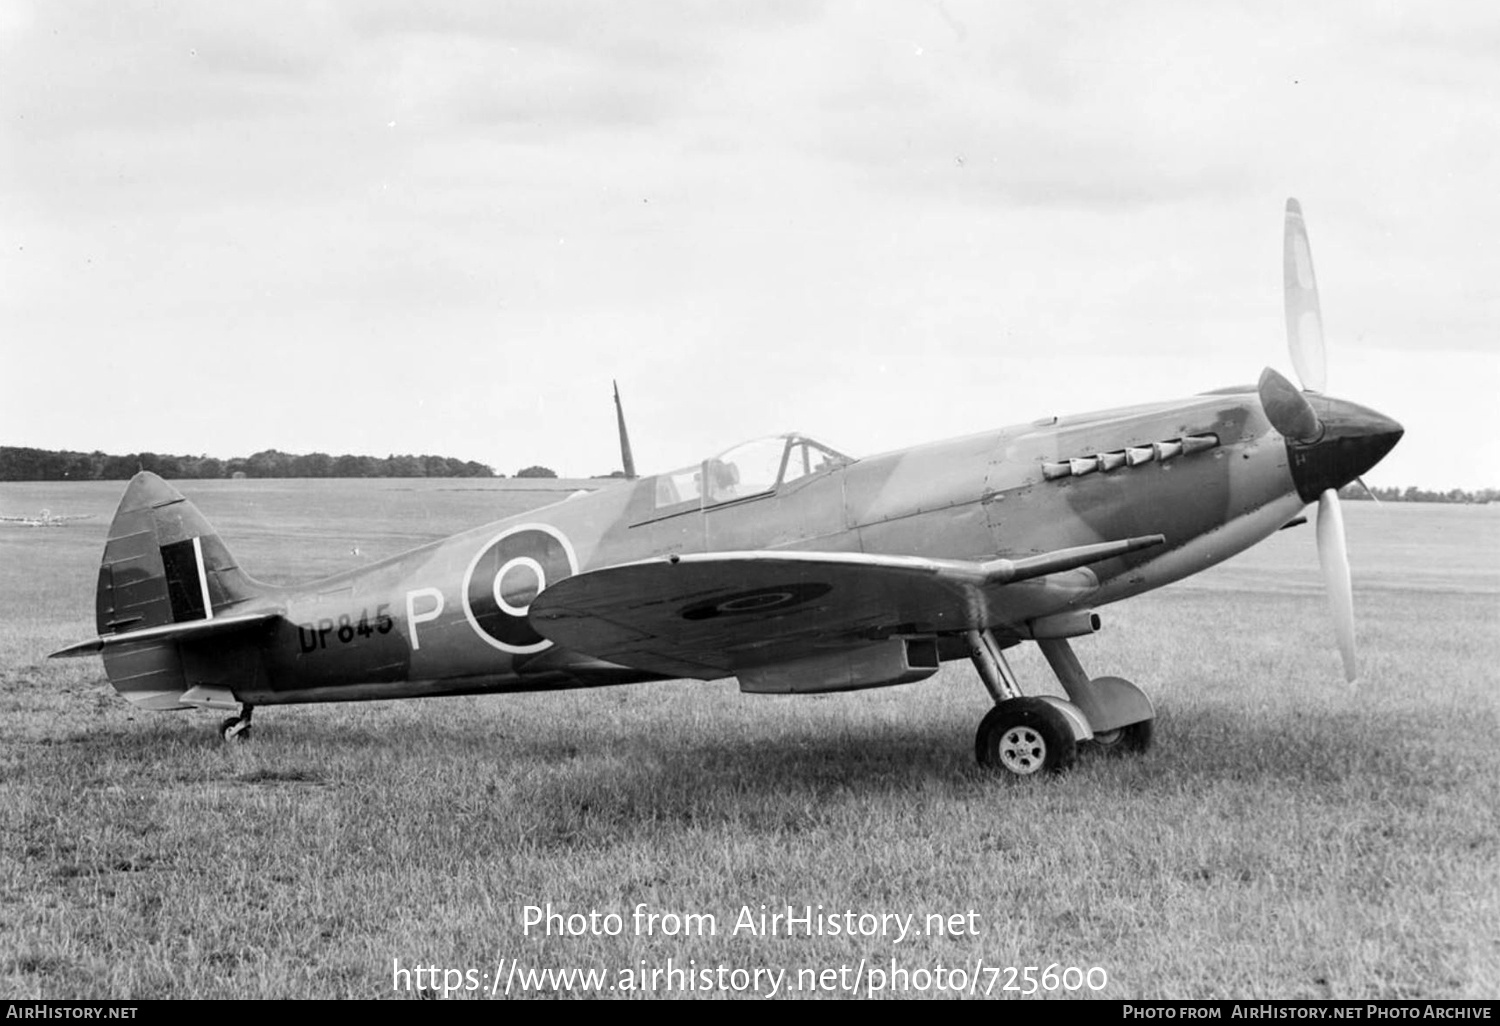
95 472 261 636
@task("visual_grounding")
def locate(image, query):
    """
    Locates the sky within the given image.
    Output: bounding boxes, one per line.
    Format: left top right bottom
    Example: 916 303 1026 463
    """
2 1 1496 488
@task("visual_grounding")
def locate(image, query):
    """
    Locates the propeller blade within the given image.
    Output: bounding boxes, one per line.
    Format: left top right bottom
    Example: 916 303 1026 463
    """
1257 367 1322 442
1316 488 1357 683
1284 198 1328 393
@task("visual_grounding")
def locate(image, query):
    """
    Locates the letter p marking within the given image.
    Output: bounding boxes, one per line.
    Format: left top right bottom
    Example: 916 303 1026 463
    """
406 587 445 650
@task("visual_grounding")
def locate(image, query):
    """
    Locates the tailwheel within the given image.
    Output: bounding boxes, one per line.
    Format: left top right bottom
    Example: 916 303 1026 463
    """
219 705 254 742
1087 718 1153 756
975 697 1076 776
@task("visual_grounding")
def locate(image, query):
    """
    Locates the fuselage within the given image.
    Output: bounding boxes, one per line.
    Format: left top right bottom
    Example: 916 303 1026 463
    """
225 386 1328 705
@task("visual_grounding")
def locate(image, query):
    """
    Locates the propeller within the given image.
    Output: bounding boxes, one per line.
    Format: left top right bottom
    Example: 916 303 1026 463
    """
1256 201 1402 681
1283 198 1327 394
1315 487 1357 682
1274 198 1357 683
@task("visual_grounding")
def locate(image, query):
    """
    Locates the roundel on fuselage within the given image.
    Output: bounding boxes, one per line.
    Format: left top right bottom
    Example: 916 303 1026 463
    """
461 524 578 653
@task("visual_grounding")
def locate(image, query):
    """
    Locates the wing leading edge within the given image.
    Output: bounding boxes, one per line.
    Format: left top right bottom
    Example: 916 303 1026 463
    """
530 535 1164 680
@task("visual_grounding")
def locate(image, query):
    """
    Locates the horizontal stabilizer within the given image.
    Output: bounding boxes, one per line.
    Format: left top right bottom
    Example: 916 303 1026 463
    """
50 611 281 659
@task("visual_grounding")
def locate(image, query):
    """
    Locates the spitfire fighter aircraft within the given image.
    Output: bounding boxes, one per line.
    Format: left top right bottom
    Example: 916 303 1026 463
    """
53 201 1402 776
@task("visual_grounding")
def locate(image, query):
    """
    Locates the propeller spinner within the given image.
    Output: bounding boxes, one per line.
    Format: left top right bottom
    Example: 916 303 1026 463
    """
1259 199 1403 683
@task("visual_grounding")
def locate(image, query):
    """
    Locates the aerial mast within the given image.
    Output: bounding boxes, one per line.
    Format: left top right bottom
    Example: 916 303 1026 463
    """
613 380 637 480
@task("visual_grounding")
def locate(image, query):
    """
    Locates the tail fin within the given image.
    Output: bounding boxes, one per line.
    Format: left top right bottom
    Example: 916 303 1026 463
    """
51 473 278 710
93 472 262 635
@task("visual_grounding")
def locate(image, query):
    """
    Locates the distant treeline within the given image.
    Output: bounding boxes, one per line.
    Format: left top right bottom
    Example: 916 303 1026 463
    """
4 445 1492 497
0 447 496 481
1338 484 1497 504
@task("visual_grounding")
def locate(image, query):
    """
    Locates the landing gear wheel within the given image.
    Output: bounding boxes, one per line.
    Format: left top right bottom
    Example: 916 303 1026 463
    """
975 698 1076 776
219 706 254 742
1087 719 1153 756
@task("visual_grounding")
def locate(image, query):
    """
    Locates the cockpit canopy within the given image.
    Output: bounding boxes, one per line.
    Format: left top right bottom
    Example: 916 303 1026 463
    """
653 434 853 510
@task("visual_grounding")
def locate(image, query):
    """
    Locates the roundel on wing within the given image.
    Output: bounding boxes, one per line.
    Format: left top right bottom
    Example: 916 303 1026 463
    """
679 583 833 621
462 524 578 653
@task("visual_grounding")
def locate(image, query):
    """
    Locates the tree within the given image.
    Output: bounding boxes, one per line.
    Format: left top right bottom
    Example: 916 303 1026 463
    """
64 453 98 480
287 452 330 478
101 453 140 479
246 450 291 478
385 454 424 477
516 465 557 479
189 456 223 479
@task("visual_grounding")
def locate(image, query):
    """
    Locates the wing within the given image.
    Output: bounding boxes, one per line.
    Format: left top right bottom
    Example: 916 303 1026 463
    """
530 536 1163 679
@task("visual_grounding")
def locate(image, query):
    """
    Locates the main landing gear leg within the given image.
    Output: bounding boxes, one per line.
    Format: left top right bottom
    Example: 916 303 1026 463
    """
219 704 254 742
966 629 1086 776
1035 638 1154 756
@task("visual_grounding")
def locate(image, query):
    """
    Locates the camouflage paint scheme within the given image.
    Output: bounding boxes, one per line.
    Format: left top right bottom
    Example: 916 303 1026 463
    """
56 383 1400 716
52 199 1402 772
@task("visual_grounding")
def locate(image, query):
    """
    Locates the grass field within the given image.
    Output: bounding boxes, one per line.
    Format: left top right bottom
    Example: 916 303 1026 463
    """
1 479 1497 1000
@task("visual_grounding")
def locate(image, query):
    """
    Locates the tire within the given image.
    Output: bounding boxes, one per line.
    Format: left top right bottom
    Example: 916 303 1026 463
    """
220 718 251 742
1088 719 1153 756
975 697 1077 776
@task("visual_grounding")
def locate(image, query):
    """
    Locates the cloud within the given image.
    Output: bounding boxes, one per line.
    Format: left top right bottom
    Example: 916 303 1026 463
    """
2 1 1494 485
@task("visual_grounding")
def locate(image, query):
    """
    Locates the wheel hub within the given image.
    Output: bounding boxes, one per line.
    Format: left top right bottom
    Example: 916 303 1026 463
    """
998 726 1047 775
